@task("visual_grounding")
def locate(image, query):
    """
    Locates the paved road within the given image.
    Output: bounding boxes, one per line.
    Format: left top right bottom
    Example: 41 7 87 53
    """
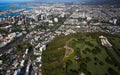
0 8 73 55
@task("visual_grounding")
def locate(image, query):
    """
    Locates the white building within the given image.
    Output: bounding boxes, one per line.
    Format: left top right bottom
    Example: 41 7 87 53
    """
54 18 58 23
20 60 25 66
0 60 3 64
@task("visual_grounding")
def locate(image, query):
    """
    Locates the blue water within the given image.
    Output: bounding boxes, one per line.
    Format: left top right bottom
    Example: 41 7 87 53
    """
0 3 10 11
0 2 32 18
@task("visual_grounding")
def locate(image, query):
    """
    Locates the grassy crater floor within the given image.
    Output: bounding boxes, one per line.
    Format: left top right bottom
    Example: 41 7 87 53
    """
42 32 120 75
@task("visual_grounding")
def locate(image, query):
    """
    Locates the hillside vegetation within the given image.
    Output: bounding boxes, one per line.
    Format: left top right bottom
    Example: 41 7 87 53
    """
42 32 120 75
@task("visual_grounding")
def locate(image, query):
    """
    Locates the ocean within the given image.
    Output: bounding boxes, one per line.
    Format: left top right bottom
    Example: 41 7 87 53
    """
0 2 32 18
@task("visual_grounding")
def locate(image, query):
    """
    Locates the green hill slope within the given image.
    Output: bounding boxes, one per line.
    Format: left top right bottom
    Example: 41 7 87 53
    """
42 32 120 75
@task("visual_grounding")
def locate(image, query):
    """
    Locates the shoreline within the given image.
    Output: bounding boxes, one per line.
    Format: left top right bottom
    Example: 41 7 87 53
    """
0 3 32 18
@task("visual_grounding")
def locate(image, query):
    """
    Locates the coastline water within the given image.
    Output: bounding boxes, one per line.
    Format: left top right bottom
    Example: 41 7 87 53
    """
0 2 32 18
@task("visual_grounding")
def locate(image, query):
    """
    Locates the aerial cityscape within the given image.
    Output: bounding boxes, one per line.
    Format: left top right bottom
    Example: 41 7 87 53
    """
0 0 120 75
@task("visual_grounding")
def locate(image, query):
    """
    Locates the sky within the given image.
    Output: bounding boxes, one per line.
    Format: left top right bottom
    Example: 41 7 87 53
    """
0 0 33 2
0 0 120 3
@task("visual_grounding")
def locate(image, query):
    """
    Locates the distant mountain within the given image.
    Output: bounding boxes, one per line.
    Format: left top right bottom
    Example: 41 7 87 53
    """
88 0 120 4
35 0 120 4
